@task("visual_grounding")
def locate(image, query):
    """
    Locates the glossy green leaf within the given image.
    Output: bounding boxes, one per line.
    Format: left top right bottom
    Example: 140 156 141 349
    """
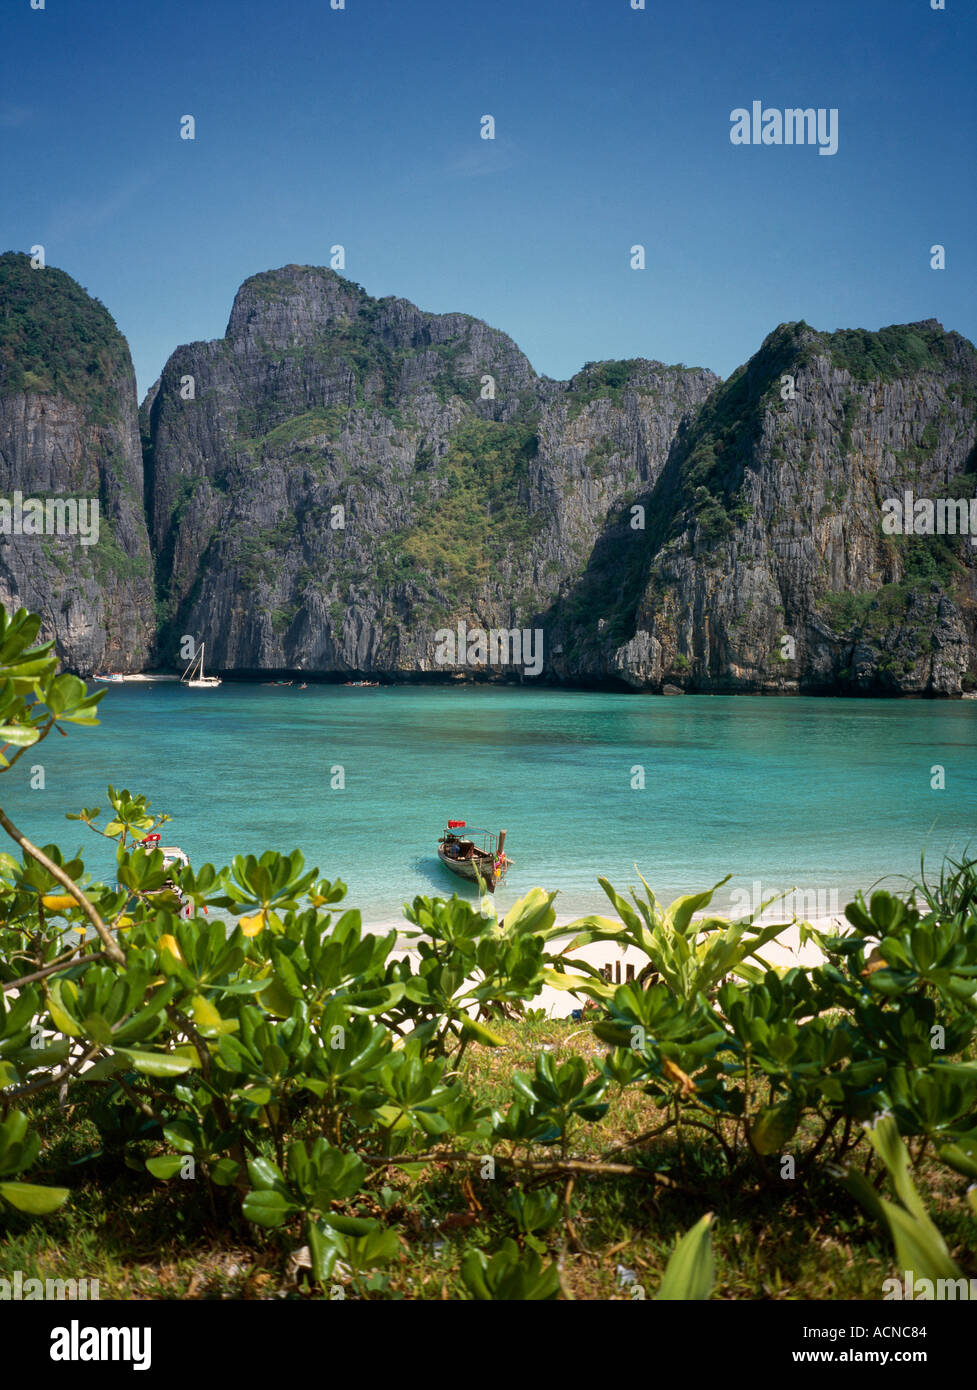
114 1048 199 1078
656 1213 715 1300
0 1181 70 1214
241 1188 296 1228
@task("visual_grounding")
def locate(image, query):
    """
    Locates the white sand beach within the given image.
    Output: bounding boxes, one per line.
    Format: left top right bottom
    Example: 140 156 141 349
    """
386 910 850 1019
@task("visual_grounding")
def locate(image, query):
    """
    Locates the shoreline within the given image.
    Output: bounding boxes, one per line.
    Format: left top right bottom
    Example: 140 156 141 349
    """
385 910 849 1018
78 673 977 699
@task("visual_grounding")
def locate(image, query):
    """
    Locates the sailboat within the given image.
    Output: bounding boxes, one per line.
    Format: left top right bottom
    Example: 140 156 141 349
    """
181 642 221 688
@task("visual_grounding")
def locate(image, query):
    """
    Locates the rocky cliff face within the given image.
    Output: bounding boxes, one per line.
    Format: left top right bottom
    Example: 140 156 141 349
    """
0 253 154 672
545 320 977 694
144 265 717 676
5 254 975 693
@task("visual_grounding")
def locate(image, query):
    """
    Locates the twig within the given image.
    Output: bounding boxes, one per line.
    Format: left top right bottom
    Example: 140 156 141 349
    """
167 1005 251 1189
4 1041 104 1101
0 805 125 965
167 1007 212 1080
834 1114 854 1161
563 1175 589 1253
1 714 56 773
114 1073 167 1125
360 1150 690 1183
800 1112 842 1172
678 1115 737 1169
2 951 108 993
604 1237 631 1260
601 1117 673 1160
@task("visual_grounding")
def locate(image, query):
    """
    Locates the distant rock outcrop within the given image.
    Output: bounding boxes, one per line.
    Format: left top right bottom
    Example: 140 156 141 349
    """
143 264 717 678
0 253 154 672
3 254 975 693
544 320 977 694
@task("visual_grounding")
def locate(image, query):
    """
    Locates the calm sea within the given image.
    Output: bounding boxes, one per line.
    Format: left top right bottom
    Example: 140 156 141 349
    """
7 685 977 928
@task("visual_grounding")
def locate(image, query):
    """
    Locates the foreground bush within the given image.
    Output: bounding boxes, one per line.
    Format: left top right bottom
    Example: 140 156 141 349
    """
0 602 975 1298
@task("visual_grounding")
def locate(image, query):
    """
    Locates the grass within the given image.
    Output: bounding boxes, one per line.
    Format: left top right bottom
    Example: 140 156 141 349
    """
4 1014 973 1300
257 406 351 452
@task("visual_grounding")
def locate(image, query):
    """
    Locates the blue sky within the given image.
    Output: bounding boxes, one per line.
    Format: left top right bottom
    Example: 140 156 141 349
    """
1 0 973 399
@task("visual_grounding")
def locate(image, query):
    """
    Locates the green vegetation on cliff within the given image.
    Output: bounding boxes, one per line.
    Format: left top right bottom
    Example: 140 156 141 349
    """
0 252 129 422
826 322 953 384
673 323 809 542
383 418 542 608
564 360 645 420
673 320 970 548
818 534 965 649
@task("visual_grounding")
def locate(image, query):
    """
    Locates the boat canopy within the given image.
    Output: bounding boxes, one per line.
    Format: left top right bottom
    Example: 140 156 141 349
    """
442 824 499 847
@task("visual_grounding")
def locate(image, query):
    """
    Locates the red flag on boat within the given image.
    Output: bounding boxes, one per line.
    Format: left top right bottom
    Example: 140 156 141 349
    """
447 820 466 828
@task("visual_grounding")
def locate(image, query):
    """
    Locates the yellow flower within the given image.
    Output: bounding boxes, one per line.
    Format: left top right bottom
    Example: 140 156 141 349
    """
239 911 267 938
159 933 185 963
41 894 77 913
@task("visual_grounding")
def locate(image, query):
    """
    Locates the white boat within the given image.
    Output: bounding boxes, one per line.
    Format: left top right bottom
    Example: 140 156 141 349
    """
92 671 125 682
181 642 221 688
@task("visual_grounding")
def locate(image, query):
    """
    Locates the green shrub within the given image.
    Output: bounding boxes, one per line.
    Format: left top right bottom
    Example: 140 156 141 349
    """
2 596 975 1298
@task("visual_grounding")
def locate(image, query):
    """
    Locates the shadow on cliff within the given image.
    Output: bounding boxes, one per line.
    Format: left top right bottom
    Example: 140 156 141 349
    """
536 324 820 687
536 421 692 683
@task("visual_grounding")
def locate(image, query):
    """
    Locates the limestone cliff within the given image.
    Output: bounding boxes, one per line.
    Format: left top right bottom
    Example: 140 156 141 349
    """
5 254 975 694
144 265 716 676
545 320 977 694
0 253 154 672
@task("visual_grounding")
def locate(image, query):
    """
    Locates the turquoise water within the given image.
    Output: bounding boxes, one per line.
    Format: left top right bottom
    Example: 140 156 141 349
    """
5 685 977 927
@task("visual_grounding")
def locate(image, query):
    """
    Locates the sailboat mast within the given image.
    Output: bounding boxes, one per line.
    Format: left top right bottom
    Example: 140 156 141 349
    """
180 642 204 683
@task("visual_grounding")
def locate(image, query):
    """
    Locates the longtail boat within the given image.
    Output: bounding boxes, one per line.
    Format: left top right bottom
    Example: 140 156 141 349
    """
437 820 511 893
136 834 208 920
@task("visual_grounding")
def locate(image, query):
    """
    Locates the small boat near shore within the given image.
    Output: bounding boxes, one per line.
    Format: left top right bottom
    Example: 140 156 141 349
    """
136 834 193 914
92 672 182 683
437 820 511 893
181 642 221 688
